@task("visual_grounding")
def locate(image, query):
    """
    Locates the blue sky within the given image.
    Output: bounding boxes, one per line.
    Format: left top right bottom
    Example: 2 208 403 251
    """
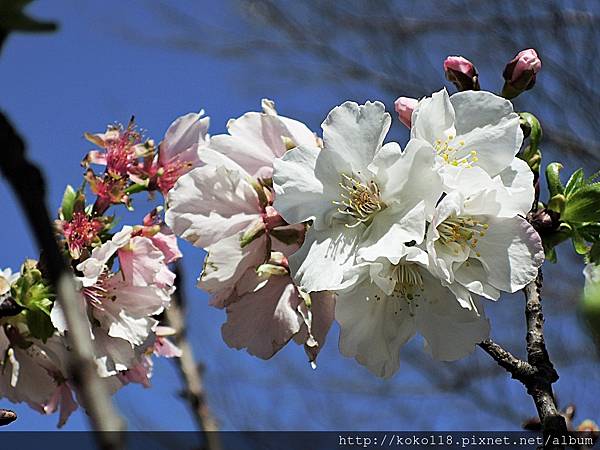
0 0 598 435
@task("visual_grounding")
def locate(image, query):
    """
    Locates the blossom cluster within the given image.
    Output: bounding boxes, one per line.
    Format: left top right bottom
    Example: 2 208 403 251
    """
0 111 210 425
165 81 544 378
1 48 558 427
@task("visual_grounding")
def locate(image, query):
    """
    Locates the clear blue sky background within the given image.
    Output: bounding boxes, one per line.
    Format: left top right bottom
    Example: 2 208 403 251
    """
0 0 598 435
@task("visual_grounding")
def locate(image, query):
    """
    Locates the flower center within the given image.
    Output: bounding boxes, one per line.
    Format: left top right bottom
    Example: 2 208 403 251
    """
334 173 386 228
433 135 478 168
437 216 489 257
391 264 424 301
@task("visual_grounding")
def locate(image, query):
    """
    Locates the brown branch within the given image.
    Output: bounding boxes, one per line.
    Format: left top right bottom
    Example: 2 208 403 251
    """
479 270 568 449
523 270 568 447
0 408 16 426
0 113 125 448
478 339 536 381
165 263 221 450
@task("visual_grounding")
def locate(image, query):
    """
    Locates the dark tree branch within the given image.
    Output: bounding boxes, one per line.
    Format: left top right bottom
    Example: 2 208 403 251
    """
0 409 16 426
0 113 125 448
479 270 568 449
478 339 536 381
523 271 568 447
166 263 221 450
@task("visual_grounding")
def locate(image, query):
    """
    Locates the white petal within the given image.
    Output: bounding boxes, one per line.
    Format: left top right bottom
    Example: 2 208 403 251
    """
450 91 523 177
321 101 391 174
474 216 544 292
379 139 442 216
336 281 416 378
289 224 361 292
416 274 490 361
358 202 426 263
198 233 268 308
454 258 501 300
411 89 456 144
494 158 535 217
165 165 260 248
77 226 133 287
208 113 287 178
273 145 336 229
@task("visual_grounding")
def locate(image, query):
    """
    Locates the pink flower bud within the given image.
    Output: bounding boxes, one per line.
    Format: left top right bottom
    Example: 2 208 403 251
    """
502 49 541 98
394 97 418 129
444 56 476 77
443 56 480 91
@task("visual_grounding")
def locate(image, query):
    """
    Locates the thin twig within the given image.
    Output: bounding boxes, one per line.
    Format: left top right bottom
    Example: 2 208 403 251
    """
0 113 125 448
165 263 221 450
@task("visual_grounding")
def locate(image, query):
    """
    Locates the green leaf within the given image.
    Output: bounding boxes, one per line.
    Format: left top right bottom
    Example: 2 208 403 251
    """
25 307 54 342
564 168 585 197
577 223 600 242
60 185 77 221
563 185 600 223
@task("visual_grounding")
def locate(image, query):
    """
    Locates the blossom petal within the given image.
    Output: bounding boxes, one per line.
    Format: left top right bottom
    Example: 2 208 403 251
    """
160 111 209 164
358 202 426 263
221 273 303 359
289 224 361 292
199 233 268 308
494 158 535 217
336 281 416 378
411 88 456 144
474 216 544 292
321 101 391 174
273 145 336 229
165 165 260 248
416 274 490 361
450 91 523 176
379 139 442 216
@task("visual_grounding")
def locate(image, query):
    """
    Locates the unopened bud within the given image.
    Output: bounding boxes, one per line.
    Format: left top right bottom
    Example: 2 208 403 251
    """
394 97 418 129
256 263 288 278
502 49 541 99
240 219 266 248
263 206 286 230
443 56 480 91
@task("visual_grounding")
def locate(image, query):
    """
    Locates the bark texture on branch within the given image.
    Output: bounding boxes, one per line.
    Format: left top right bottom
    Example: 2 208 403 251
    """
165 264 221 450
479 269 568 449
0 113 125 449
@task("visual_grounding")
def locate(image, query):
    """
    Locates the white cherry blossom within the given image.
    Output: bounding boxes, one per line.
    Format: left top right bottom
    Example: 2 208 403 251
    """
273 101 442 293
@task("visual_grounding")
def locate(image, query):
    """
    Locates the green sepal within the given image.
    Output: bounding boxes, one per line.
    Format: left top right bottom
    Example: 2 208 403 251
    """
25 307 54 342
125 182 148 195
545 162 564 197
572 229 589 255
